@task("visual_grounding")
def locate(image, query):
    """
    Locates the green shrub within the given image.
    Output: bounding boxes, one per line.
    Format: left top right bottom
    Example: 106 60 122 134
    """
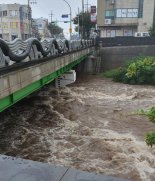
137 107 155 147
103 56 155 85
137 107 155 123
113 68 127 82
103 68 127 82
103 68 120 78
145 132 155 147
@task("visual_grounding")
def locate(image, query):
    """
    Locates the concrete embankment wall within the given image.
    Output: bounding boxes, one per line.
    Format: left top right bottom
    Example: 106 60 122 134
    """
99 45 155 72
76 48 101 73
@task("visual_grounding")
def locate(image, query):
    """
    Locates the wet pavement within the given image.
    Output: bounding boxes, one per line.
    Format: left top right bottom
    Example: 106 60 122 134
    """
0 155 129 181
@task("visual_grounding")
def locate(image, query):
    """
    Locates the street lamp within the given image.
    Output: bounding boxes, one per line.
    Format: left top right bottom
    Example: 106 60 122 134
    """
81 0 84 39
28 0 37 38
63 0 72 40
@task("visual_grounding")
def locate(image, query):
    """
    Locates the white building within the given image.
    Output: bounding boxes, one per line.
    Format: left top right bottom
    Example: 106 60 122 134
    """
0 3 31 41
34 18 51 39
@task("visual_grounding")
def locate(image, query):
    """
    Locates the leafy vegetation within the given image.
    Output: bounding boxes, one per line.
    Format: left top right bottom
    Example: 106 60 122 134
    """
137 107 155 147
103 56 155 85
137 107 155 124
48 23 63 37
145 133 155 147
73 11 96 39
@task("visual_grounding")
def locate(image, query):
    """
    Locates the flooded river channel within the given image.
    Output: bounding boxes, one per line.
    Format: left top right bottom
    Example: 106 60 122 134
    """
0 74 155 181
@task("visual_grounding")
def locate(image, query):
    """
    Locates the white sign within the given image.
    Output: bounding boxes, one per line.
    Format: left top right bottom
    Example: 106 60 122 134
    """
122 9 127 17
116 9 122 17
91 13 97 23
116 9 138 18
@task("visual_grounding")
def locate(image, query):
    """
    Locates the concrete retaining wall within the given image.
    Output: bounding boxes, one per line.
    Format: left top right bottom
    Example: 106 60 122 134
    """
76 48 101 73
99 45 155 71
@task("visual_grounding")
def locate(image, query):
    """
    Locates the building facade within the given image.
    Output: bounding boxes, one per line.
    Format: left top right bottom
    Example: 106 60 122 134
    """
97 0 155 37
0 3 31 41
34 18 51 39
31 19 39 38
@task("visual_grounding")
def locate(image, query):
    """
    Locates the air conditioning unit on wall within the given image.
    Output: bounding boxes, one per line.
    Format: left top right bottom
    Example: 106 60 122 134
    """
105 19 112 25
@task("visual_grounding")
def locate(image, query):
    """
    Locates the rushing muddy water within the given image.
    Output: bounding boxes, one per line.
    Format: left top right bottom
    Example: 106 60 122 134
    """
0 74 155 181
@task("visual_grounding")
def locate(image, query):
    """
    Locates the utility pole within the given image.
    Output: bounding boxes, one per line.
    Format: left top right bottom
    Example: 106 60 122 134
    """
82 0 84 13
85 0 91 12
82 0 84 39
28 0 31 38
28 0 37 38
63 0 72 40
78 7 80 38
49 10 54 37
49 10 54 23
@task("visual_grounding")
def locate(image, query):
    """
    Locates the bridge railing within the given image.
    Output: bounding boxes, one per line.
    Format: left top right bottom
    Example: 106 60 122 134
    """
0 38 94 68
0 47 94 112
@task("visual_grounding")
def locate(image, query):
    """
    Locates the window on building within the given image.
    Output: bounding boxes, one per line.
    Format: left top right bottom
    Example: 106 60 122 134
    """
38 24 42 28
0 22 8 29
106 30 116 37
3 11 7 16
24 23 29 30
121 9 127 17
105 10 115 19
10 10 18 17
127 9 133 17
10 22 18 29
3 23 8 29
132 9 138 17
123 29 133 36
21 12 28 19
116 9 122 17
116 9 138 18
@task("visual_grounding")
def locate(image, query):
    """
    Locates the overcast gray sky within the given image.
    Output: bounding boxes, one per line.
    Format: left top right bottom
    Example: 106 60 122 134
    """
2 0 97 36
